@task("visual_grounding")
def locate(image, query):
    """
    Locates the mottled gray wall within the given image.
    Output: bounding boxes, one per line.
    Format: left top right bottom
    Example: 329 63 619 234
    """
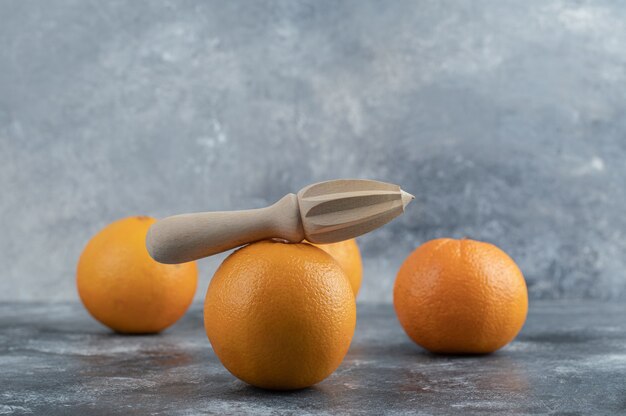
1 0 625 302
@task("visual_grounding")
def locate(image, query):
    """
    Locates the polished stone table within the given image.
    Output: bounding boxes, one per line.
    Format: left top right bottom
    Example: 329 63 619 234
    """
1 301 624 415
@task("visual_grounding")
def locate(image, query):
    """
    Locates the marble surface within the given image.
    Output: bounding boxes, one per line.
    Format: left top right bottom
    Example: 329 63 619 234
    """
1 301 624 415
3 1 626 302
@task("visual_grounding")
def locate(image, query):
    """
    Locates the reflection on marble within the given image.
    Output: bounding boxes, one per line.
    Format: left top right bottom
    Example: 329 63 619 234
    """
1 301 625 415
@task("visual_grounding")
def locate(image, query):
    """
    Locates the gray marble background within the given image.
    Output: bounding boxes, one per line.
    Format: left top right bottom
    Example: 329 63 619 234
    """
1 0 625 302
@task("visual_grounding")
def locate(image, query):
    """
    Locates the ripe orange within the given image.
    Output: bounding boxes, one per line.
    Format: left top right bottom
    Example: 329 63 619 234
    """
77 216 197 334
394 238 528 354
306 239 363 296
204 240 356 390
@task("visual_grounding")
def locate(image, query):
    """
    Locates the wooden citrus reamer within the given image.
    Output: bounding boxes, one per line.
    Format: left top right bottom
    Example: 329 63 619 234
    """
146 179 414 264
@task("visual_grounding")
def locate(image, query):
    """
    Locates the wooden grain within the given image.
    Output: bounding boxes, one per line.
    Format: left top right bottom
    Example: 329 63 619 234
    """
297 179 413 243
146 179 414 264
146 194 303 264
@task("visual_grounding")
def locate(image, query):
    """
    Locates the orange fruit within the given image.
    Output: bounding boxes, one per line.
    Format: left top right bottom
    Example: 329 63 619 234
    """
77 216 198 334
393 238 528 354
306 239 363 296
204 240 356 390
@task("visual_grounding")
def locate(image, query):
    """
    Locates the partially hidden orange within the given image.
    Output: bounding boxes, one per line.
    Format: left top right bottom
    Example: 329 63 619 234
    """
394 238 528 354
306 239 363 296
204 240 356 390
77 216 198 334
